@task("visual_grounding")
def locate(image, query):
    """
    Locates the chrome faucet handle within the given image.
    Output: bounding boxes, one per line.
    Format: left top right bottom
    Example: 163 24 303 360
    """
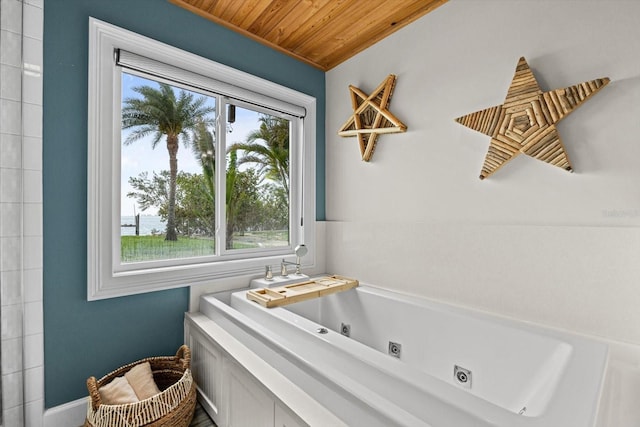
293 244 307 275
280 245 307 277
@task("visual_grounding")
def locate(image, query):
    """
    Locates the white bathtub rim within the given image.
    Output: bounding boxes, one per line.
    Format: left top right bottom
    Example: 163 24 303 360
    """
201 296 438 427
333 283 609 419
200 282 608 427
232 297 505 425
185 312 353 427
276 283 575 415
227 292 507 415
205 293 535 426
352 281 612 347
349 283 610 424
228 289 606 426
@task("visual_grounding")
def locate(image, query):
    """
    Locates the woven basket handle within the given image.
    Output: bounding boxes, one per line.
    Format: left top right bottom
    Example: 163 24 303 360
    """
175 345 191 370
86 376 102 411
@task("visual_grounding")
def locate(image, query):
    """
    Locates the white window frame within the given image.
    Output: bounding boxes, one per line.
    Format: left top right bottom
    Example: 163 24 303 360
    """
87 18 316 300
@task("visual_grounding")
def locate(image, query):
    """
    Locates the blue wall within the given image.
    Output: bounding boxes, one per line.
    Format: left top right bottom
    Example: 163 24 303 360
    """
43 0 325 408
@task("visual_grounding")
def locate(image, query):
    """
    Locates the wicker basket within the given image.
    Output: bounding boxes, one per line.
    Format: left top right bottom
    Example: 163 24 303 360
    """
84 345 196 427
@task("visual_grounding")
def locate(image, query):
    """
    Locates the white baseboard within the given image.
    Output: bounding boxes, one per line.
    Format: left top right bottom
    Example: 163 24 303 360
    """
43 397 86 427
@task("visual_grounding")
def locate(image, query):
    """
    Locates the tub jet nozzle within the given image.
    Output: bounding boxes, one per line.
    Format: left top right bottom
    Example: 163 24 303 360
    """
454 365 472 389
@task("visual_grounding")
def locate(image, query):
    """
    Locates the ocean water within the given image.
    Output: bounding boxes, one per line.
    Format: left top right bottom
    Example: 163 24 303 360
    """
121 215 166 236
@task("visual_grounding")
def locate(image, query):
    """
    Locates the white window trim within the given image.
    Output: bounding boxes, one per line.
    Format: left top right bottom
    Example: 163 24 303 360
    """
87 18 316 300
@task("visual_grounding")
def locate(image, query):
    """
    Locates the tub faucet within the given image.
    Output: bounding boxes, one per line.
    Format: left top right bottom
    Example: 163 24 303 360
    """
281 244 308 277
282 259 304 277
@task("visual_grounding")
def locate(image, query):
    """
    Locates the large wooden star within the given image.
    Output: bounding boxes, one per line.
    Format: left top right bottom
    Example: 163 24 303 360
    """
338 74 407 161
455 57 609 179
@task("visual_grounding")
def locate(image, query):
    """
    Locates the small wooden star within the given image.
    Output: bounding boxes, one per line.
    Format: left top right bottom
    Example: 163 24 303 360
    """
338 74 407 161
455 57 610 179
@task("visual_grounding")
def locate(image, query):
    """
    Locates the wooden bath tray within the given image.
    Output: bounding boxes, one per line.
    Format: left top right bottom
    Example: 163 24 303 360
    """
247 275 359 308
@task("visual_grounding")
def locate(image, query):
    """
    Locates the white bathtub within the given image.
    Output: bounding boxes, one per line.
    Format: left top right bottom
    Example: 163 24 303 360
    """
197 279 608 427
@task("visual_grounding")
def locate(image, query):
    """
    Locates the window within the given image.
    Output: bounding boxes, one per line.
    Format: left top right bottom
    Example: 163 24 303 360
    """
88 18 316 300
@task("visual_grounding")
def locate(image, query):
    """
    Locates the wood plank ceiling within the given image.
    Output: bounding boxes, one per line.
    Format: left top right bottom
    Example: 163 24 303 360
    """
169 0 448 71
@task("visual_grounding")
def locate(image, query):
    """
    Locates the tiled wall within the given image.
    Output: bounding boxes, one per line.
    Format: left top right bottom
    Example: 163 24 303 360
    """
1 0 43 425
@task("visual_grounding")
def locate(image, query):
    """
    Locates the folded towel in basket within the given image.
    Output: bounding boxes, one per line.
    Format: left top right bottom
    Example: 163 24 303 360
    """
125 361 161 400
98 361 161 404
98 376 138 405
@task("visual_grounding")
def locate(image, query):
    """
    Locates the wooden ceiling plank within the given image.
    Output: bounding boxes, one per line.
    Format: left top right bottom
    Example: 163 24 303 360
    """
214 0 245 21
262 0 332 44
233 0 278 29
170 0 450 71
228 0 270 27
248 0 304 38
196 0 218 13
168 0 326 69
277 0 354 51
184 0 214 9
303 0 423 53
319 0 448 69
308 0 445 68
206 0 224 14
294 0 394 57
209 0 228 15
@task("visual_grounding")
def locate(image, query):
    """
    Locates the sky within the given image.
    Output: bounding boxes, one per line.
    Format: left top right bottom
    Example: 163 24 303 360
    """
120 72 267 216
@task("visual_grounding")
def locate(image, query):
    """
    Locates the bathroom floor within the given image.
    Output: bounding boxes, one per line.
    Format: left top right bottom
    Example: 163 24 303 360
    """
191 401 217 427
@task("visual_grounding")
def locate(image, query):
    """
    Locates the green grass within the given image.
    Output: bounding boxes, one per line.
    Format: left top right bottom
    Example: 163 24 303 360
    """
121 235 215 262
120 230 289 262
232 230 289 248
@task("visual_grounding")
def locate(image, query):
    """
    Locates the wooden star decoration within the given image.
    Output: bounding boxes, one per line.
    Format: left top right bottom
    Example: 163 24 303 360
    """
338 74 407 161
455 57 610 179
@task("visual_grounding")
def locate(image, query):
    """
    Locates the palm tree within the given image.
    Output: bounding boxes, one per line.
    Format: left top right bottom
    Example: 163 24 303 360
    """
230 115 290 197
191 125 250 249
225 150 238 249
192 119 216 235
122 83 214 241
